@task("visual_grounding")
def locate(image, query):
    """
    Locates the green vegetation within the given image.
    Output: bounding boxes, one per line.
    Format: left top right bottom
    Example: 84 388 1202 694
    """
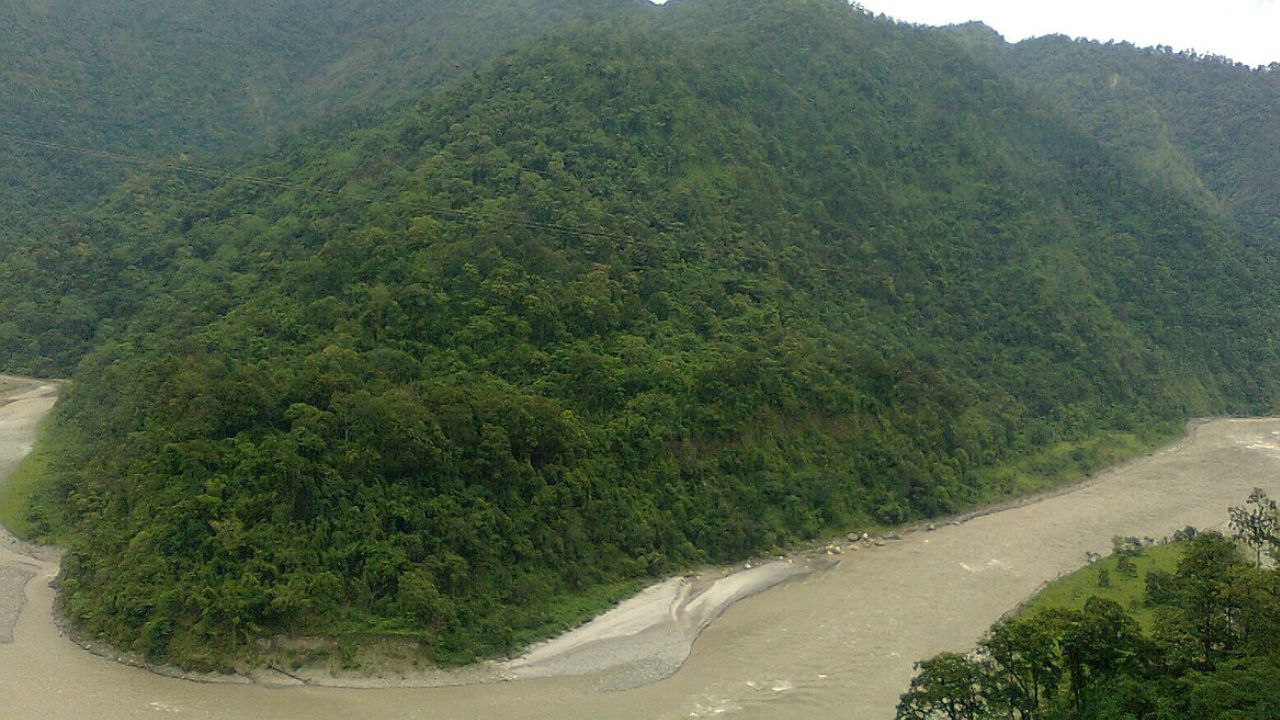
0 0 643 225
0 0 644 377
898 499 1280 720
3 0 1280 676
0 416 69 543
1019 538 1185 630
949 24 1280 240
976 423 1181 501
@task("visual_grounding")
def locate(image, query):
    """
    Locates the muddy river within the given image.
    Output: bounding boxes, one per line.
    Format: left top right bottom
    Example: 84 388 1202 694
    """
2 378 1276 719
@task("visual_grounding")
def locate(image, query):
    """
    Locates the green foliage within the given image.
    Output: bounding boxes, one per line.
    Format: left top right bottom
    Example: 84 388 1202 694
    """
899 528 1280 719
0 0 644 223
6 0 1280 670
1228 487 1280 567
1021 540 1182 630
1182 656 1280 720
897 652 988 720
0 413 72 543
976 425 1180 501
950 26 1280 240
0 0 645 375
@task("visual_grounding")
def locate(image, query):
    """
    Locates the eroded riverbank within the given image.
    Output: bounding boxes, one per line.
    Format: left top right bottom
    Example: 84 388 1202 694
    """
1 379 1277 719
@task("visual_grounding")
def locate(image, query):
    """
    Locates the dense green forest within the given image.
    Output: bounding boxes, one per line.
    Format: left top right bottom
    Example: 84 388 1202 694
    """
3 0 1280 671
0 0 643 373
0 0 641 231
947 23 1280 239
897 502 1280 720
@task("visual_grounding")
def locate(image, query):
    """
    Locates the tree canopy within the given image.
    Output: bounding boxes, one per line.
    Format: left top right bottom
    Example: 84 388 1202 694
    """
3 0 1280 670
898 526 1280 720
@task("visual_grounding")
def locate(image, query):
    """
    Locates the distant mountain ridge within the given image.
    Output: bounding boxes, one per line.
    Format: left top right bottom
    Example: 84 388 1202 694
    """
0 0 645 225
947 25 1280 239
4 0 1280 669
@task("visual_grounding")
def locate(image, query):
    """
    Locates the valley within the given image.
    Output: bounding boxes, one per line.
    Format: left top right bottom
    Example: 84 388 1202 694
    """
3 1 1280 716
2 381 1276 718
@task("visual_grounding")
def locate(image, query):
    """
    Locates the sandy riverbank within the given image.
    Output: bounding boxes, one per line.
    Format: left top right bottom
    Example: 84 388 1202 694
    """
0 377 817 691
501 559 813 689
240 560 815 690
0 378 61 647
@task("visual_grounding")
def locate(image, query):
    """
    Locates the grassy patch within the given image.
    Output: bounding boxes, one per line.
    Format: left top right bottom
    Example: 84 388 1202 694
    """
505 579 647 653
817 423 1189 558
978 422 1182 502
0 415 70 543
1019 540 1185 630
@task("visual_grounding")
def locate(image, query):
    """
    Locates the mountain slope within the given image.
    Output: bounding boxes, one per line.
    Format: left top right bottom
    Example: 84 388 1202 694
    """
0 0 644 374
948 25 1280 239
0 0 643 226
22 0 1280 668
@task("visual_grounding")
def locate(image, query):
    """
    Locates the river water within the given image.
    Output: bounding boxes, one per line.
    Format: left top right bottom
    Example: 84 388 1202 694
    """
2 380 1277 720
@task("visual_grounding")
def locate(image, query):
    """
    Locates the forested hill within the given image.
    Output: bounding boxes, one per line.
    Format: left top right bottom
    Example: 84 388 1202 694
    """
13 0 1280 668
1 0 643 372
0 0 643 226
946 23 1280 239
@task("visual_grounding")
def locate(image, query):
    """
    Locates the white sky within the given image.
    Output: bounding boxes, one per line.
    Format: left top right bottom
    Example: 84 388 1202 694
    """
652 1 1280 67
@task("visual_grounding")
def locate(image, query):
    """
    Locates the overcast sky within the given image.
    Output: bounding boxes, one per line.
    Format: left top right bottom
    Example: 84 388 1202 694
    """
853 1 1280 66
653 1 1280 67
